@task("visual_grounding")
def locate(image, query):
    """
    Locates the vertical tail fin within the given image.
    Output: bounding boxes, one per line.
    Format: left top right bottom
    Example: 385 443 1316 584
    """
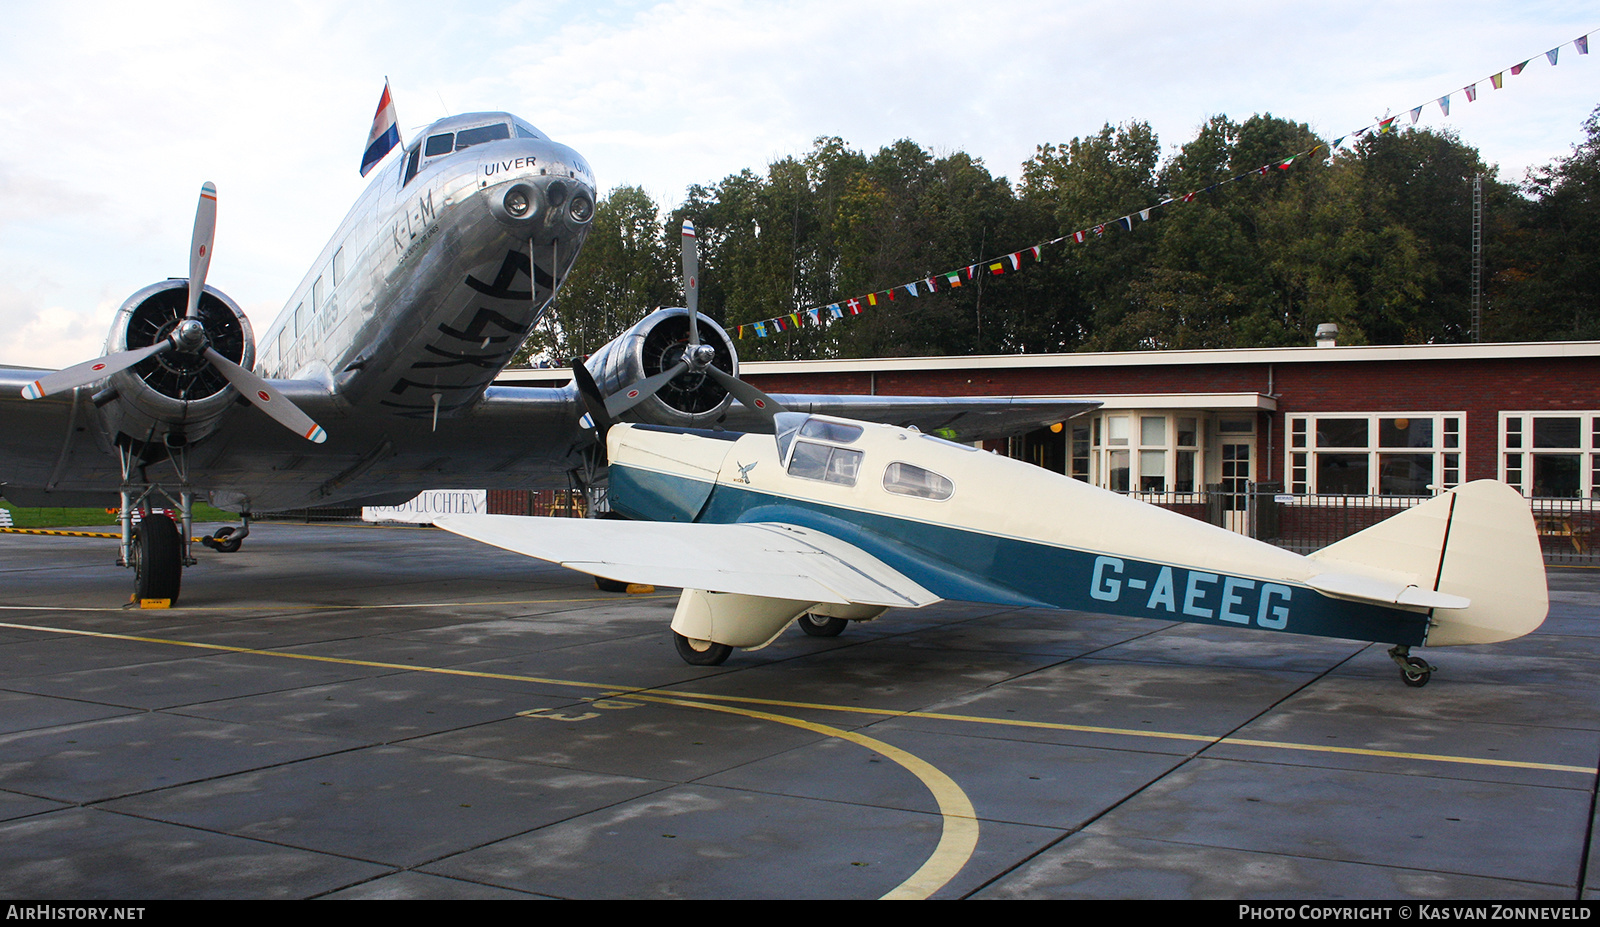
1307 481 1547 646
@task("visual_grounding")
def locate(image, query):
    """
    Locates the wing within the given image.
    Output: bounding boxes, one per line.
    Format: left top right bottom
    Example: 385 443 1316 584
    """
0 367 589 509
434 513 940 609
1 359 1092 511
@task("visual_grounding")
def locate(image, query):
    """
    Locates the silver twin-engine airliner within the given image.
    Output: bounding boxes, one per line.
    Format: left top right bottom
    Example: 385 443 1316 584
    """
1 109 1085 604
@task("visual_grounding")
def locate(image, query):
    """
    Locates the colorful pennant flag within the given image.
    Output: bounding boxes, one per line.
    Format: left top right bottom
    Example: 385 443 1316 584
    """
735 31 1593 345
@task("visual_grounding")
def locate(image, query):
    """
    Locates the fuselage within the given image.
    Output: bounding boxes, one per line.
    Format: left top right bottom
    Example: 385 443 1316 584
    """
604 419 1433 647
253 112 595 417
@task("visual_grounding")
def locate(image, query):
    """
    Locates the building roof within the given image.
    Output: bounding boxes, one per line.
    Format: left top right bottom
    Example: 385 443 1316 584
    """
493 341 1600 389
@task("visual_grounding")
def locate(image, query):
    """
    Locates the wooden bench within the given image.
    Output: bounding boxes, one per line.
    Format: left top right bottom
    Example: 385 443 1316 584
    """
1537 515 1590 554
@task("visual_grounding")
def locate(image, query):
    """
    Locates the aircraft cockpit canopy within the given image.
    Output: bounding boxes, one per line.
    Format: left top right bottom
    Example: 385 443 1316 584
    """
403 114 543 186
776 414 867 488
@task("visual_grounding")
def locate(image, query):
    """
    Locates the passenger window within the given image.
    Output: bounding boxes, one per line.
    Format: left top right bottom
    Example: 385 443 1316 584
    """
787 441 863 487
424 133 454 157
455 124 510 149
293 302 307 337
332 247 345 286
883 462 954 501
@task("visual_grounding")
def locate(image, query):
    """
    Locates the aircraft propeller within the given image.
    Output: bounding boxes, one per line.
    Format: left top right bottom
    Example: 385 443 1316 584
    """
588 220 786 430
20 183 328 444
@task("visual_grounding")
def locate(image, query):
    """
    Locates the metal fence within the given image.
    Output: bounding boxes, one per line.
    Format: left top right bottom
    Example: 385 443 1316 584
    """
1131 484 1596 565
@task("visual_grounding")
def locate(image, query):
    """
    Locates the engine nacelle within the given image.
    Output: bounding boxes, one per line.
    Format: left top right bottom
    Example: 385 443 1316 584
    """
585 308 739 428
98 279 255 448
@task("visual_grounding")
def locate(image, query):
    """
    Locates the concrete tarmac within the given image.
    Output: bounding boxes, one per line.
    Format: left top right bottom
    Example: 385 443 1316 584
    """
0 521 1595 900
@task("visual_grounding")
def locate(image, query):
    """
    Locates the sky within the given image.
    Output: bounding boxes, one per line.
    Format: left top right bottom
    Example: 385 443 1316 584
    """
0 0 1594 370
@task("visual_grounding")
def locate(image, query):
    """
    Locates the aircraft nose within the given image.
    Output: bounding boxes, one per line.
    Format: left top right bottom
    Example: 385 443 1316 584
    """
486 164 595 237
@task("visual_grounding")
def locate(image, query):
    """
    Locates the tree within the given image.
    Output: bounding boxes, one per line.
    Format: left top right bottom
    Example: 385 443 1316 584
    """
1489 106 1600 340
515 185 673 364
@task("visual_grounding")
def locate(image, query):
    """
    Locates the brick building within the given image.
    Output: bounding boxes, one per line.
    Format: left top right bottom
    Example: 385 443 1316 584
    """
725 341 1600 505
500 340 1600 500
495 341 1600 555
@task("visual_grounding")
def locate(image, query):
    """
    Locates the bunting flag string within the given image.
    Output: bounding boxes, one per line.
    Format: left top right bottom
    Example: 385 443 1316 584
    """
731 28 1593 341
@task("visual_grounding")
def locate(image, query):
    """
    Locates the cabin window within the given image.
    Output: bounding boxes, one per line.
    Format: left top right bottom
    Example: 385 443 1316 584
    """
424 133 454 157
455 123 510 150
515 123 539 139
292 301 307 337
883 462 953 501
788 441 863 487
332 247 346 286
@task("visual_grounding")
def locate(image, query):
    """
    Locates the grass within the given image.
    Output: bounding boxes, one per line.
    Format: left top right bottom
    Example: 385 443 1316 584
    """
0 502 239 529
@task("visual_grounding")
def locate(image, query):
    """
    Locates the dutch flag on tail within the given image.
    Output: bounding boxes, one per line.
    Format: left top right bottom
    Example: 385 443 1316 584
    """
360 80 401 177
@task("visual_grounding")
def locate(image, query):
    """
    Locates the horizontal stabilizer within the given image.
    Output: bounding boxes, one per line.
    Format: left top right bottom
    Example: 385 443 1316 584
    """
434 514 940 609
1306 572 1470 610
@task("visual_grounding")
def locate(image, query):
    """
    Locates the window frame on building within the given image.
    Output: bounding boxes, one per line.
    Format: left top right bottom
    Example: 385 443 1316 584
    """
1499 411 1600 499
1286 412 1463 497
1092 411 1205 495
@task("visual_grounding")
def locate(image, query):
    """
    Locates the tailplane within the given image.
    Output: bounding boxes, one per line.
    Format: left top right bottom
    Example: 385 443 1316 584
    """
1306 480 1547 646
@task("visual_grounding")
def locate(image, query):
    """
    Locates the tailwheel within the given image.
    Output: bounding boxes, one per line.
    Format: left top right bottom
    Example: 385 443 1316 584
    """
201 526 242 553
1388 645 1436 688
132 514 183 602
673 631 732 666
1400 656 1433 688
797 613 847 637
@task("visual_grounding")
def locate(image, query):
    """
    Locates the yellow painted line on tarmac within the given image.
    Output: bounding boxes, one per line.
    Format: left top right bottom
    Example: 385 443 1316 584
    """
0 617 977 899
0 620 639 693
643 688 1598 776
2 616 1591 778
634 693 977 900
0 593 677 613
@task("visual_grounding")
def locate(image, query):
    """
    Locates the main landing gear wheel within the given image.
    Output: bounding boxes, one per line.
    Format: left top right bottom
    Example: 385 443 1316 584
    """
673 631 732 666
797 613 847 637
132 513 182 602
594 577 630 593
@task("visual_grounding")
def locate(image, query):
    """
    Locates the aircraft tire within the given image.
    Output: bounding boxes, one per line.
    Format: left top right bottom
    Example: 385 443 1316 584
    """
594 577 630 593
205 527 243 553
797 613 847 637
673 631 732 666
1400 657 1432 688
133 514 182 602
